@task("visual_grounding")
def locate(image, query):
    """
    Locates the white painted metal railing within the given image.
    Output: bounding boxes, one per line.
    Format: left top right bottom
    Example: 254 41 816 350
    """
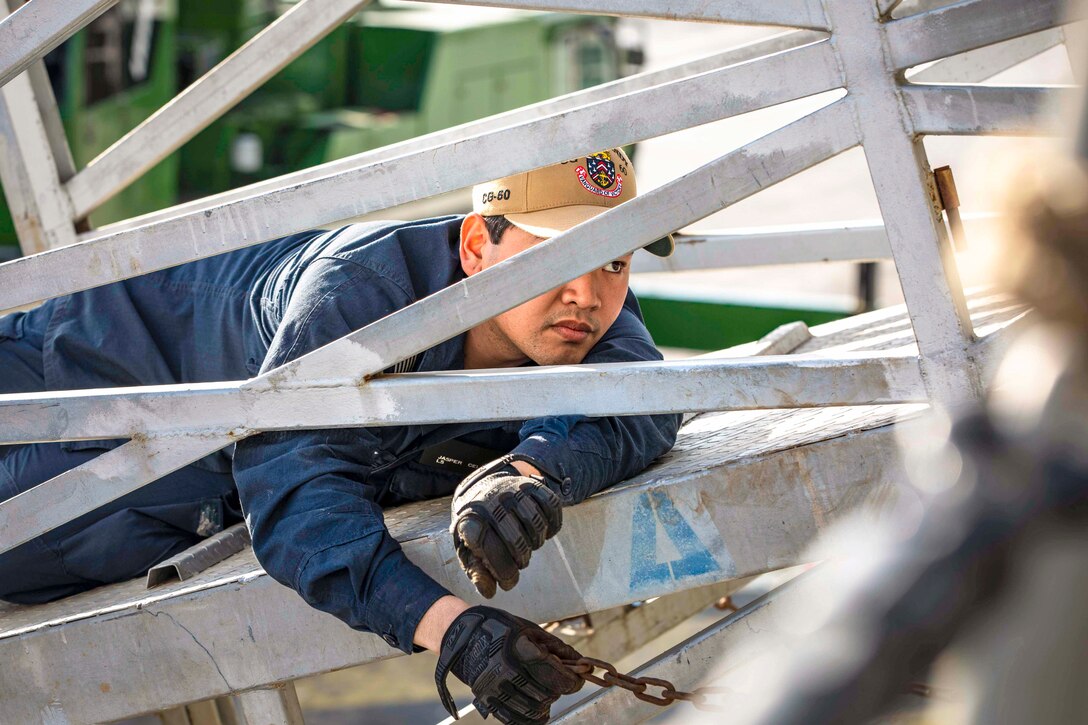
0 0 1076 585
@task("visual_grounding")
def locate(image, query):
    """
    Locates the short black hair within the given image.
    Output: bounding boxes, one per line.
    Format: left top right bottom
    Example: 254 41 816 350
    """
483 215 513 245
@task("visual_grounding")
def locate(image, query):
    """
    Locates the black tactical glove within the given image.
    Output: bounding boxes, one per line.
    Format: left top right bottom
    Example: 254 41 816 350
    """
451 455 563 598
435 605 584 723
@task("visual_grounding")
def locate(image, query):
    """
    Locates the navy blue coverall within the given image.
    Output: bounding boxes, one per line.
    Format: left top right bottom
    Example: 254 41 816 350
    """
0 216 679 652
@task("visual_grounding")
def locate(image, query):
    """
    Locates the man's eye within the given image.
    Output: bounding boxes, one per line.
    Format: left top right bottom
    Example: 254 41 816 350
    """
603 260 627 274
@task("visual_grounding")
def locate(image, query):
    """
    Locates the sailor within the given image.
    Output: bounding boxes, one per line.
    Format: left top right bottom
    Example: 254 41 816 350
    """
0 149 678 724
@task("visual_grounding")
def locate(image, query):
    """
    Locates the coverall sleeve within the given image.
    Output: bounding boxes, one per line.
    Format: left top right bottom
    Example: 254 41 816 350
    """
511 299 682 505
233 258 450 654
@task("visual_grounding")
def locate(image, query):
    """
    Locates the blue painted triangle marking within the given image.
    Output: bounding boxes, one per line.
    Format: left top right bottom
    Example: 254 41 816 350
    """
629 490 720 592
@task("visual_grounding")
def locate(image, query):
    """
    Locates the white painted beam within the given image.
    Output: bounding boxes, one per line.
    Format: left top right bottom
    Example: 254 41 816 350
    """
0 51 77 254
0 0 118 88
631 215 1002 273
0 40 845 313
909 27 1068 83
275 100 860 387
412 0 829 29
65 0 375 220
23 54 76 184
904 85 1072 136
887 0 1072 70
631 221 893 272
0 354 927 446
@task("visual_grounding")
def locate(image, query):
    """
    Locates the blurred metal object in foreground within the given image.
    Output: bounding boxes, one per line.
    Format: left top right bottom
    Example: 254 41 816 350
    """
743 38 1088 725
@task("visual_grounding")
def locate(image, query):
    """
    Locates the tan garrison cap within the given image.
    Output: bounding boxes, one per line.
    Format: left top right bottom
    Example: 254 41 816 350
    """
472 148 674 257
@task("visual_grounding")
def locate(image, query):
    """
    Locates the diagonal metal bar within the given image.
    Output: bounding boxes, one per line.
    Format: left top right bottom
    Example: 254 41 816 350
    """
0 100 865 443
89 29 825 238
0 435 232 555
23 52 76 184
904 85 1072 136
65 0 375 220
909 27 1068 83
414 0 829 29
0 58 78 254
0 40 844 313
270 99 861 386
0 101 861 550
886 0 1073 70
0 353 926 444
0 0 118 89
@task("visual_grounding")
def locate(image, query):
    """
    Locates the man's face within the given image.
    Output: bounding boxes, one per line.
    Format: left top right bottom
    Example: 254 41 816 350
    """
473 223 632 367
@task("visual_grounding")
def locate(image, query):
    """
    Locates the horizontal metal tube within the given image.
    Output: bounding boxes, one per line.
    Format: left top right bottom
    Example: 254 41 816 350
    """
0 353 928 444
0 0 117 88
904 85 1071 136
0 352 920 558
631 214 1001 273
908 27 1067 83
0 40 844 313
632 221 893 272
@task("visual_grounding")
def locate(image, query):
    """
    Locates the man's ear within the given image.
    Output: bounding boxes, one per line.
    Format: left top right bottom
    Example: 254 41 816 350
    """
460 212 490 277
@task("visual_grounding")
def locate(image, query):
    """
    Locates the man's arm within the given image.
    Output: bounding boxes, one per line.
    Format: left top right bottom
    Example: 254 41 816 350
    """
450 298 680 598
235 257 453 652
414 595 470 651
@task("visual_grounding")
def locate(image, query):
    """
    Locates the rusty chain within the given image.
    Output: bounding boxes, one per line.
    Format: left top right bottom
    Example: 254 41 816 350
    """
559 657 949 712
561 656 726 712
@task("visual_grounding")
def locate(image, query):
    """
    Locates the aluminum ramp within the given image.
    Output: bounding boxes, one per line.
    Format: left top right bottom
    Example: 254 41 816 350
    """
0 294 1024 724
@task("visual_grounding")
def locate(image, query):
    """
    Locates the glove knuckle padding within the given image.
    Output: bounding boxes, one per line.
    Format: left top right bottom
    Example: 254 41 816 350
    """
436 606 585 723
510 486 549 550
523 483 563 537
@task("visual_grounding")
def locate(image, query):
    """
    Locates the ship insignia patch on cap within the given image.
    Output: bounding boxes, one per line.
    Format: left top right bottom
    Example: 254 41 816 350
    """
577 152 623 198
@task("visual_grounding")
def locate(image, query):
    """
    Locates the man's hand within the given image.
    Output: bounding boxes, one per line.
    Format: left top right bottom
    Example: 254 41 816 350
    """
436 605 584 724
451 456 563 597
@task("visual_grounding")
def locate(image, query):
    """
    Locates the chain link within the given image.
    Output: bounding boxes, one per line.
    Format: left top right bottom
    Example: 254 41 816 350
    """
561 657 726 712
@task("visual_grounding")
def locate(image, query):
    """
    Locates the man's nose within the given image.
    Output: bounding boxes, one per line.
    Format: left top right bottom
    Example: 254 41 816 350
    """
560 272 601 310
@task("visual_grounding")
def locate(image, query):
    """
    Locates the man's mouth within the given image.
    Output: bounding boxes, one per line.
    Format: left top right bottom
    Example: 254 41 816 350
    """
551 320 594 343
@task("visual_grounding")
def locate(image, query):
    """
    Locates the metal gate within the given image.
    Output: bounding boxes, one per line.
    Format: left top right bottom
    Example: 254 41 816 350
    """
0 0 1077 722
